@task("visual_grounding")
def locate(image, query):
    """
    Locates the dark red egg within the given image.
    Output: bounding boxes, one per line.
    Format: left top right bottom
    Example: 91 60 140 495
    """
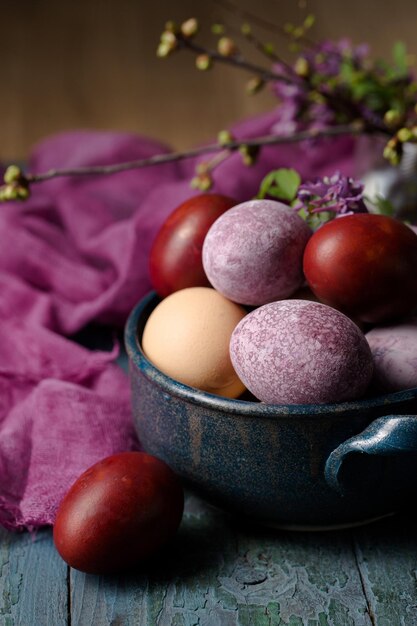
150 193 236 297
53 452 184 574
303 213 417 324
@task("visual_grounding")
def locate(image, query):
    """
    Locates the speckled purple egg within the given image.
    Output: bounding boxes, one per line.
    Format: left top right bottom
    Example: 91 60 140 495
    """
230 300 374 404
202 200 312 306
366 320 417 393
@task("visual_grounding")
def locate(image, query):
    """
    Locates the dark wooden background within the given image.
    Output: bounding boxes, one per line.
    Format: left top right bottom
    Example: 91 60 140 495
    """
1 0 417 159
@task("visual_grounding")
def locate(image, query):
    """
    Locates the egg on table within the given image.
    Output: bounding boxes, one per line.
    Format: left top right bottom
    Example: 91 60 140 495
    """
142 287 246 398
53 452 184 575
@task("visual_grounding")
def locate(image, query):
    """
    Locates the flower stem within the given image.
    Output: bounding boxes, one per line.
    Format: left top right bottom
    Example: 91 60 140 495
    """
177 36 298 85
25 124 366 184
212 0 316 47
178 35 388 135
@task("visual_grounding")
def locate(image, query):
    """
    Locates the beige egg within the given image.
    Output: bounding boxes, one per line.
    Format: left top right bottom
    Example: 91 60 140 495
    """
142 287 246 398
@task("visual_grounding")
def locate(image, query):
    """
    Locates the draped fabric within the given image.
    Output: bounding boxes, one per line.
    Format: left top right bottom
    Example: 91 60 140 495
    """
0 112 365 529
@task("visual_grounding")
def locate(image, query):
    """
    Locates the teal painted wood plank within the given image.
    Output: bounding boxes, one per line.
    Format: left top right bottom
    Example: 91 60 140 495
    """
218 524 373 626
0 527 68 626
352 513 417 626
70 493 373 626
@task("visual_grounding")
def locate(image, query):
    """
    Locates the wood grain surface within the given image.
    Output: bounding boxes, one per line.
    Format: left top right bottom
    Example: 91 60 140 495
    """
1 494 417 625
0 526 68 625
1 0 417 160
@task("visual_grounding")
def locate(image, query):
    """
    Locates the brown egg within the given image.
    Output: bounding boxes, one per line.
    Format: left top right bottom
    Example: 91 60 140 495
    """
53 452 184 575
142 287 246 398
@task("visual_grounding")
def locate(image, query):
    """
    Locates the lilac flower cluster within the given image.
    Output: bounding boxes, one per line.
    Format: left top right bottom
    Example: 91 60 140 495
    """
303 39 370 77
271 39 374 136
296 172 368 216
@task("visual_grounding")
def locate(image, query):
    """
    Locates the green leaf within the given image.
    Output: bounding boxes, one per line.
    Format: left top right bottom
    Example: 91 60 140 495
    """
275 169 301 201
258 171 279 199
370 195 395 217
257 168 301 201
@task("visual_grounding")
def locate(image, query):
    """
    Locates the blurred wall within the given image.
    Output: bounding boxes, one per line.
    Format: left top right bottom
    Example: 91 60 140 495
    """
1 0 417 159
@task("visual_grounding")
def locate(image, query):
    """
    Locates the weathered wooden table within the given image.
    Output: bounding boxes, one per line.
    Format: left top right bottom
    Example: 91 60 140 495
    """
1 329 417 626
1 500 417 625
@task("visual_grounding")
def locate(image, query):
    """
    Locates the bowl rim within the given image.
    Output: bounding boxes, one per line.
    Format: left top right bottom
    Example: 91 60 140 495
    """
124 291 417 418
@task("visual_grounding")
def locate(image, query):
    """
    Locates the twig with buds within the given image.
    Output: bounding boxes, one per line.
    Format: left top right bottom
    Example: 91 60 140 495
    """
157 15 417 166
0 124 365 201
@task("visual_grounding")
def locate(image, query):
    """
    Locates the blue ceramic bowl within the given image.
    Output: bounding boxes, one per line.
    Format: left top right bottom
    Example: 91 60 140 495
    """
125 291 417 529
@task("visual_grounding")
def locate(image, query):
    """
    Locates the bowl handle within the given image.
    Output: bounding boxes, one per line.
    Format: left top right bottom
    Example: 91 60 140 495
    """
324 415 417 493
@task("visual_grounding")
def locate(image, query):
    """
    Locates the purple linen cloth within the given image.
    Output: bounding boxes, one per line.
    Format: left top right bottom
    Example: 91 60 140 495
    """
0 110 367 529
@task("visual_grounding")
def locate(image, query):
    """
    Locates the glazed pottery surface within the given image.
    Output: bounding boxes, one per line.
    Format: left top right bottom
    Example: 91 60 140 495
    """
125 292 417 528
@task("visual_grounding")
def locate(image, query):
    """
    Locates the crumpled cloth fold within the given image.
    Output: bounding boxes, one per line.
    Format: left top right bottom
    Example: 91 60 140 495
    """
0 110 366 529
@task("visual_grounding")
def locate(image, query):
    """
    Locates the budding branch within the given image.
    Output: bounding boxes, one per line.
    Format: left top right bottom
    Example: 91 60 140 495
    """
25 124 365 185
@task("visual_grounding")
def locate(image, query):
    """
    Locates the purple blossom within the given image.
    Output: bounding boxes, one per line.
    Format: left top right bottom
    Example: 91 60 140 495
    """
307 102 335 132
296 172 368 216
271 39 372 136
303 39 369 76
271 67 308 135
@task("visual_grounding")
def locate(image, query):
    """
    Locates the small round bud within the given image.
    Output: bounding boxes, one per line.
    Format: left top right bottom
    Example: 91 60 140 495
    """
157 30 177 57
246 76 265 95
191 174 213 191
384 109 402 128
217 37 237 57
157 42 172 58
294 57 309 77
1 185 18 200
161 31 177 46
382 145 392 158
239 144 259 166
181 18 198 38
195 54 212 71
241 23 251 36
397 127 413 143
383 143 400 166
4 165 22 184
217 130 234 146
0 177 30 201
